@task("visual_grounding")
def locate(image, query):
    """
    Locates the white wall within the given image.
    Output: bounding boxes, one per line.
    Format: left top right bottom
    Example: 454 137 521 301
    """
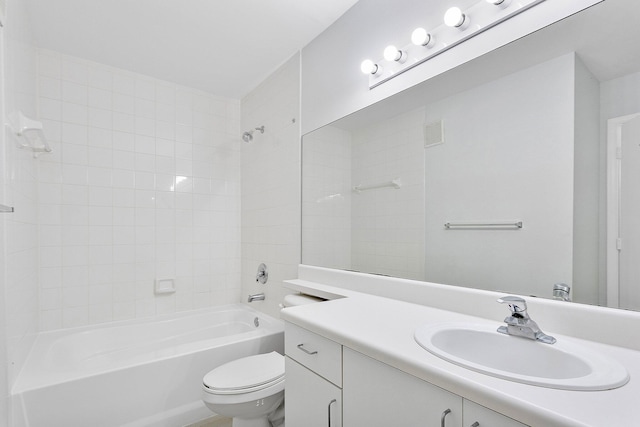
300 0 601 134
241 54 301 318
35 50 242 330
601 71 640 120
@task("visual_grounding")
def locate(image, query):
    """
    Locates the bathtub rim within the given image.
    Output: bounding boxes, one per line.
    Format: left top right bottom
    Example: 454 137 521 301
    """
12 303 284 395
33 303 280 339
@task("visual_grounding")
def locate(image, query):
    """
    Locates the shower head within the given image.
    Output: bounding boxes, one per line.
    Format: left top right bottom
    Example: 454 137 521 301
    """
241 125 265 143
242 131 253 142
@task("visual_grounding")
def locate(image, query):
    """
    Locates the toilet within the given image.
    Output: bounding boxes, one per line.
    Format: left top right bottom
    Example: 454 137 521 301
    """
202 351 285 427
201 293 324 427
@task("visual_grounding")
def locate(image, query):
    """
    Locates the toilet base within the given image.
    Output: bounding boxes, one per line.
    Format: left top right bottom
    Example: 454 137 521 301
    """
204 392 284 427
230 399 284 427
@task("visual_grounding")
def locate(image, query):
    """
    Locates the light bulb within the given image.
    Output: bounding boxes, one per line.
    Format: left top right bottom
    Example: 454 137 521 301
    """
383 45 400 61
444 7 466 27
411 27 432 47
383 45 404 62
360 59 379 75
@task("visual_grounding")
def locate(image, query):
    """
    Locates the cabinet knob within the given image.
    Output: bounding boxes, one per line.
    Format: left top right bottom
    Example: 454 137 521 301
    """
441 408 452 427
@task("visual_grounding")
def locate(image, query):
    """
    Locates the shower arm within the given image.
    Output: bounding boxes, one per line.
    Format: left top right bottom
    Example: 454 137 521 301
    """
241 125 265 142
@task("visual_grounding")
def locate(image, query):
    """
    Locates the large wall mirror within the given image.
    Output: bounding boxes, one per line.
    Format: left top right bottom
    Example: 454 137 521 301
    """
302 0 640 311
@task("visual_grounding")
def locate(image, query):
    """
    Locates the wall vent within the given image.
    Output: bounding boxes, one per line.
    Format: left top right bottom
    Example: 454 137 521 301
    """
423 120 444 148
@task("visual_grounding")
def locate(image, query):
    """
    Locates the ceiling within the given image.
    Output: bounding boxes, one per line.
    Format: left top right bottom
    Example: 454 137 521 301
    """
24 0 359 99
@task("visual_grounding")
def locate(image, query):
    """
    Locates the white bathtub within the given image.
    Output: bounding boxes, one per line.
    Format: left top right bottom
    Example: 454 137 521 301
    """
11 304 284 427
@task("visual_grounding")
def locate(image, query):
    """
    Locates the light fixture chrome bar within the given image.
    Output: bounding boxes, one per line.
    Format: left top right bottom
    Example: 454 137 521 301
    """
0 204 15 213
444 221 522 229
368 0 546 89
353 178 401 193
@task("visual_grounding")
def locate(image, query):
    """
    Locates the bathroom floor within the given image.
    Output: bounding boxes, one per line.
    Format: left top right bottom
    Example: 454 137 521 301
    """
186 416 232 427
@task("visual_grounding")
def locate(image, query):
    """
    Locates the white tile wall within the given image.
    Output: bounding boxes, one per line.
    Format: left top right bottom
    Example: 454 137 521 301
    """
300 108 426 281
241 53 300 318
36 50 242 331
301 125 352 269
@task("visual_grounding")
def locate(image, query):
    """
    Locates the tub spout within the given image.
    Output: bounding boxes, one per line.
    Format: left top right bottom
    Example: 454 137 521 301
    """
248 293 265 303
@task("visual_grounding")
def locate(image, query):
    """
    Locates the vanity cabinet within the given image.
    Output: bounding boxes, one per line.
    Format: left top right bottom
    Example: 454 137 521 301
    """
285 323 342 427
285 322 527 427
463 400 527 427
343 348 526 427
286 357 342 427
343 347 462 426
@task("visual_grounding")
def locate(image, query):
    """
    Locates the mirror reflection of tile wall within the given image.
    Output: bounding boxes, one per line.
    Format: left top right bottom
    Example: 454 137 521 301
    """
303 107 426 281
351 108 425 280
302 126 353 271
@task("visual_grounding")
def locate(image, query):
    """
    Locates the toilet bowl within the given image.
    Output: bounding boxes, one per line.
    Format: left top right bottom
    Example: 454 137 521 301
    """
202 351 285 427
202 294 323 426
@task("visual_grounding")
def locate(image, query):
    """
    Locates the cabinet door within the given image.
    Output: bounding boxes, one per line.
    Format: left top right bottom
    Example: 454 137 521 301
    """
343 348 462 427
285 356 342 427
463 400 528 427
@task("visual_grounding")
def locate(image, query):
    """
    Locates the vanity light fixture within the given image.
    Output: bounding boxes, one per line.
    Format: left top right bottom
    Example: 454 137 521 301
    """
360 59 381 75
444 7 466 28
487 0 511 8
383 45 406 62
411 27 433 47
362 0 546 89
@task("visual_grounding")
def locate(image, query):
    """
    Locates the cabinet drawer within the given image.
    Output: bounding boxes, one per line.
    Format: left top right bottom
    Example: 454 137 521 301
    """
285 322 342 387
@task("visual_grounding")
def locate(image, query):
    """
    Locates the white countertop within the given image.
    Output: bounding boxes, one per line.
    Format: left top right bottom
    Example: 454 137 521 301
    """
280 284 640 427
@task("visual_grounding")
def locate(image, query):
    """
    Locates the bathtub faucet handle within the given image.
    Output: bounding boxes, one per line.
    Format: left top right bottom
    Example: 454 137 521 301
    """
248 293 266 303
256 263 268 284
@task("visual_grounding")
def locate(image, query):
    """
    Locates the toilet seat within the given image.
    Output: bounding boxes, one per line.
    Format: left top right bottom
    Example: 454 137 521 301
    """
203 351 285 396
204 376 285 395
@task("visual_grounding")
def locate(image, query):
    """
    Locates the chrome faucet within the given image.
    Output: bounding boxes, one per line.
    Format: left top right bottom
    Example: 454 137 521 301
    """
247 293 265 303
497 296 556 344
552 283 571 302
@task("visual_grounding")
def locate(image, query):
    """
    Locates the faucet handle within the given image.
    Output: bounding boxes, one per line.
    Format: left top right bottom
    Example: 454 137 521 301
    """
497 295 527 314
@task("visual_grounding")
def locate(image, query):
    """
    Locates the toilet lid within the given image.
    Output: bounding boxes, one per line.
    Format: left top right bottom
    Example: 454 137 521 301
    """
203 351 284 394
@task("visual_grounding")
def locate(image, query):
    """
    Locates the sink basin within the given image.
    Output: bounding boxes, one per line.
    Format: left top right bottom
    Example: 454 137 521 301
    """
414 322 629 391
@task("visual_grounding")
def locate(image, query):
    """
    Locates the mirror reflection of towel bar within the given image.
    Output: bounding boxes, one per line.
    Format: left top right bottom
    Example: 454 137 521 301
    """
353 178 401 193
444 221 522 229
